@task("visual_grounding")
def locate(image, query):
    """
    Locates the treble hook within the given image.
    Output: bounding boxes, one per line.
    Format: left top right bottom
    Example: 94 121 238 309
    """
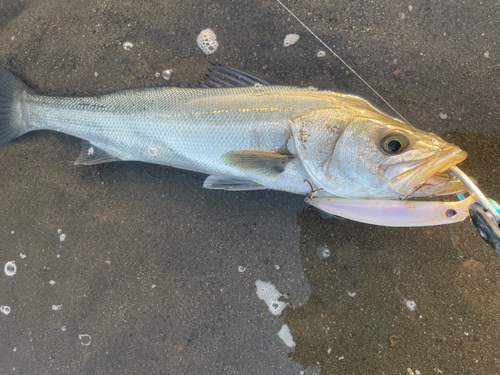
304 179 323 203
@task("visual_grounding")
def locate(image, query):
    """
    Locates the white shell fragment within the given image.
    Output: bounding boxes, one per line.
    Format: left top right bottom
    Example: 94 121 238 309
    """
197 28 219 55
4 261 16 276
317 51 326 58
405 299 417 311
238 266 246 273
278 324 296 348
52 305 63 311
123 42 133 51
439 112 448 120
283 34 300 47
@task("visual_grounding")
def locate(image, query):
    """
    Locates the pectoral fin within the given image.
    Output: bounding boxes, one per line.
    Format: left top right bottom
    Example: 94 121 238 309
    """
74 140 121 165
222 150 293 178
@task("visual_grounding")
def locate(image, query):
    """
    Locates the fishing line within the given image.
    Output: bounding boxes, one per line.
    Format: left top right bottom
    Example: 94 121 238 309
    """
275 0 413 126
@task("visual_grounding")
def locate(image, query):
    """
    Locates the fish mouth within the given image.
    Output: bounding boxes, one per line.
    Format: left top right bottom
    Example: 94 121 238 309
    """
387 148 468 197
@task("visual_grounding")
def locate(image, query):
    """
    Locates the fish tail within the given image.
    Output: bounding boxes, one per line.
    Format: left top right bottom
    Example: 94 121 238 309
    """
0 66 32 146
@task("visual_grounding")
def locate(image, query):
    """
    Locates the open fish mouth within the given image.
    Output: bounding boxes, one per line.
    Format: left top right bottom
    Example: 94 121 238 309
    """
387 148 468 197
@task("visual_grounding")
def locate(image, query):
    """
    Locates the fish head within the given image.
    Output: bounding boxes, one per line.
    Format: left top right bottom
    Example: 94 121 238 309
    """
289 99 467 198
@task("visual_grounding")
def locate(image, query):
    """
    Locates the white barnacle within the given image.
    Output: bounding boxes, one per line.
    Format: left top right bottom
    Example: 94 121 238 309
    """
0 306 11 315
4 261 16 276
405 299 417 311
79 334 91 346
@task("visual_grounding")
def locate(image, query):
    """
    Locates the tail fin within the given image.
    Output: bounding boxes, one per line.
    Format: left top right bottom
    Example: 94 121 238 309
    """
0 66 32 146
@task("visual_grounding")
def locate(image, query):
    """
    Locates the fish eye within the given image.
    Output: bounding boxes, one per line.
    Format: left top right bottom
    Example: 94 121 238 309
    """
380 134 409 155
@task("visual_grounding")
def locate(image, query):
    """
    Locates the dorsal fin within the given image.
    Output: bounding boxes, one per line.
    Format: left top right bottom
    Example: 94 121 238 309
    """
201 63 274 88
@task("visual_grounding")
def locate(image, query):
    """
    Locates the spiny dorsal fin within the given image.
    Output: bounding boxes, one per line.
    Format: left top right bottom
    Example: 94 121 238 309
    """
222 150 293 178
74 140 121 165
202 63 274 88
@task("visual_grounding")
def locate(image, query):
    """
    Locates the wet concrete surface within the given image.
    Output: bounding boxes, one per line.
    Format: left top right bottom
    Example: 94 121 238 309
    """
1 0 499 374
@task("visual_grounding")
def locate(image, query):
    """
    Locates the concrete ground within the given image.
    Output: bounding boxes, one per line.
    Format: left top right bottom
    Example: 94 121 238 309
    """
0 0 499 374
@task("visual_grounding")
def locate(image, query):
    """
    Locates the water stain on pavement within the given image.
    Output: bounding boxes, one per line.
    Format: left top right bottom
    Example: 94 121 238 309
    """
285 130 500 374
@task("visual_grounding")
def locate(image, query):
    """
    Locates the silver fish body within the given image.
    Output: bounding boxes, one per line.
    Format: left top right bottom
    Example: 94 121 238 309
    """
0 65 467 199
22 84 332 195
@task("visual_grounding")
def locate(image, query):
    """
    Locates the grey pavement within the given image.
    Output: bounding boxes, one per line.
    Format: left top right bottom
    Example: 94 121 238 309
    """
1 1 499 374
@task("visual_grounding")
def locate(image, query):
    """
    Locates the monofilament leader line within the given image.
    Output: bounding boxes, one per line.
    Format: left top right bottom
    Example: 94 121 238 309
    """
275 0 413 127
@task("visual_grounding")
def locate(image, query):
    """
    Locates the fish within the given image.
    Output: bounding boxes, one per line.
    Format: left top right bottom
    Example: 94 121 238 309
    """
0 63 467 200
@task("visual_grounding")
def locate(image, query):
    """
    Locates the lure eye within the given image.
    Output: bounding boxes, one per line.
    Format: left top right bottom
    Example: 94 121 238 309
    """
446 209 457 218
380 134 409 155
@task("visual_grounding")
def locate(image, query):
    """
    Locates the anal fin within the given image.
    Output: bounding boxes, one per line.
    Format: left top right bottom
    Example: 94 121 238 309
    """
74 140 121 165
203 175 267 191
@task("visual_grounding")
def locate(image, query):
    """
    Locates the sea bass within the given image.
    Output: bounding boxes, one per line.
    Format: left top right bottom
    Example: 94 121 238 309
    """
0 64 466 199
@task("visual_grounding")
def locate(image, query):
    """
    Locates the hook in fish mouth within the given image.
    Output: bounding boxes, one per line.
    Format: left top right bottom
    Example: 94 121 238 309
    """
386 148 468 197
